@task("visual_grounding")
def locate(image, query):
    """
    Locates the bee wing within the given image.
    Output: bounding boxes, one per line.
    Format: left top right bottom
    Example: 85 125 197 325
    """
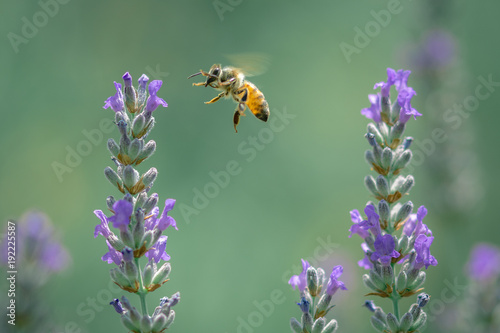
224 53 270 77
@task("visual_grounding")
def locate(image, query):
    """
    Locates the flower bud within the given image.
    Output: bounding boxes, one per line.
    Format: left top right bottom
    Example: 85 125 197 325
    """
164 310 175 329
143 193 159 214
152 313 167 332
128 138 143 162
365 150 377 167
110 267 132 288
141 265 153 291
137 75 149 108
403 137 413 149
302 312 313 333
115 110 130 126
367 123 384 146
409 271 426 289
370 316 387 332
398 235 409 253
365 272 385 291
322 319 338 333
106 196 116 211
132 114 146 137
396 201 413 224
123 72 138 113
169 292 181 308
120 229 135 248
142 167 158 188
307 267 320 297
378 122 389 141
122 247 134 263
399 175 415 195
133 211 145 248
396 270 407 292
141 230 154 249
152 262 171 285
378 200 390 224
290 318 302 333
107 138 120 157
390 121 406 143
409 312 427 331
104 167 124 193
381 147 393 170
409 303 421 320
417 293 430 308
123 165 140 189
315 294 332 317
386 313 399 332
139 315 153 333
121 316 140 332
375 175 390 198
392 150 412 171
311 317 325 333
317 267 325 289
381 265 393 285
365 175 380 197
400 312 414 331
135 191 148 210
365 132 377 147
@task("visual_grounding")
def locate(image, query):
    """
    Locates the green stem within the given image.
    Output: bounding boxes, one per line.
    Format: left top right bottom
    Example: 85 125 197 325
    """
391 295 400 321
135 257 149 315
390 263 400 320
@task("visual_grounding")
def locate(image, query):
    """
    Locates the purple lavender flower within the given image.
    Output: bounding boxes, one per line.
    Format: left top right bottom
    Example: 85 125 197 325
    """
361 94 382 123
103 82 124 112
145 80 168 113
374 68 397 97
325 265 347 295
1 212 70 272
358 204 381 237
138 74 149 91
122 72 133 88
413 234 438 269
157 199 178 231
466 243 500 281
108 200 133 232
110 298 124 314
398 88 422 124
288 259 310 291
371 234 400 265
403 205 432 238
394 69 411 91
349 209 370 239
102 240 123 265
147 199 178 231
93 209 112 238
358 243 374 270
145 236 170 263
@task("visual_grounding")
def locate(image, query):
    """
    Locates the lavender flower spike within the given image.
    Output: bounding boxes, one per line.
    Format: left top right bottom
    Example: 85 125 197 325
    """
350 67 436 331
96 72 179 332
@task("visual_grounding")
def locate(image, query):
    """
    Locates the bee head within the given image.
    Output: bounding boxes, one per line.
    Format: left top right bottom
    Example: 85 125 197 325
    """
206 64 222 86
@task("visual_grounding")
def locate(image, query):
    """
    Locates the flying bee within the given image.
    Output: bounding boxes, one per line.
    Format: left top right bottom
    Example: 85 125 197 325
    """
188 64 270 133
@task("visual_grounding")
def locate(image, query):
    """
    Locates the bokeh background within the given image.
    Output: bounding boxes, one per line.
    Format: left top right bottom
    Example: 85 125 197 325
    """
1 0 500 332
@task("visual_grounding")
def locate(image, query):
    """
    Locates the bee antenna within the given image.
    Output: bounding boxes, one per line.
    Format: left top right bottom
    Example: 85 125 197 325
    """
187 72 202 79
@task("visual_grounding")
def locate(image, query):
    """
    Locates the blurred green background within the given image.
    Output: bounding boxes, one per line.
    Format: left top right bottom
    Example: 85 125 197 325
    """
1 0 500 332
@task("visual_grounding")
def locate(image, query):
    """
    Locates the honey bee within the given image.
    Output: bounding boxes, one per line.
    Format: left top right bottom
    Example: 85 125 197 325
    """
188 64 270 133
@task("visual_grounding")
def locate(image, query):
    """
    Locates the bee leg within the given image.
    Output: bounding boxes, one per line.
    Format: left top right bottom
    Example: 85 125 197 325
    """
233 110 240 133
192 82 206 86
205 92 226 104
220 77 236 86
